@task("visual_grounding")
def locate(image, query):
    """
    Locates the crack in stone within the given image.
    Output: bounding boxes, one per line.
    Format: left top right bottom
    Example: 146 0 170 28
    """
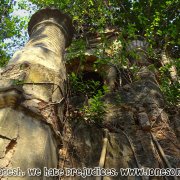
5 139 17 155
0 135 11 141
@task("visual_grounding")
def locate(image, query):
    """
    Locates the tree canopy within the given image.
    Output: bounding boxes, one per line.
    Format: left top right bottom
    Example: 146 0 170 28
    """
0 0 179 105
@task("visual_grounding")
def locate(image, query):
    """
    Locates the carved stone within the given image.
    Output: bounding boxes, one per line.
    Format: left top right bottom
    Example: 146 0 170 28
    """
0 8 73 178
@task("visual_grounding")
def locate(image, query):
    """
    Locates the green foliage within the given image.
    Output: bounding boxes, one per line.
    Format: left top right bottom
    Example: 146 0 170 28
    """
0 0 179 106
0 0 37 66
0 48 9 67
69 72 107 123
160 78 179 106
82 90 106 124
0 0 13 66
159 59 180 105
12 79 24 85
69 71 109 95
29 0 179 47
66 39 86 60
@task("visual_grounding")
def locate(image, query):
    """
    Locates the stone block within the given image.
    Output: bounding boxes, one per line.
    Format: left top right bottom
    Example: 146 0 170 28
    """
138 112 151 131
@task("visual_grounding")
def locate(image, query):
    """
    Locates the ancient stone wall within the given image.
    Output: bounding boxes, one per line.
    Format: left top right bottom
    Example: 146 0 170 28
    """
0 8 73 179
63 39 180 180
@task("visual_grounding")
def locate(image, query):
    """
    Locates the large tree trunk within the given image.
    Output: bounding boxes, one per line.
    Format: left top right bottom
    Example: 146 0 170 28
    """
0 8 73 179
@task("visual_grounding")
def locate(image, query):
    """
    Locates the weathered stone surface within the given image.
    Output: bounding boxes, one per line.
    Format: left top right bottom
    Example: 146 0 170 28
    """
9 47 65 72
138 112 151 131
0 89 22 108
64 59 179 179
173 111 180 140
0 138 11 159
104 132 137 180
21 63 65 102
126 40 149 66
0 8 73 179
105 66 117 91
0 108 58 179
59 121 103 169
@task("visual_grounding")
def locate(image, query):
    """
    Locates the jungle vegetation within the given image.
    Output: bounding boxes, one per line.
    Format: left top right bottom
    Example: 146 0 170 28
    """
0 0 179 108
